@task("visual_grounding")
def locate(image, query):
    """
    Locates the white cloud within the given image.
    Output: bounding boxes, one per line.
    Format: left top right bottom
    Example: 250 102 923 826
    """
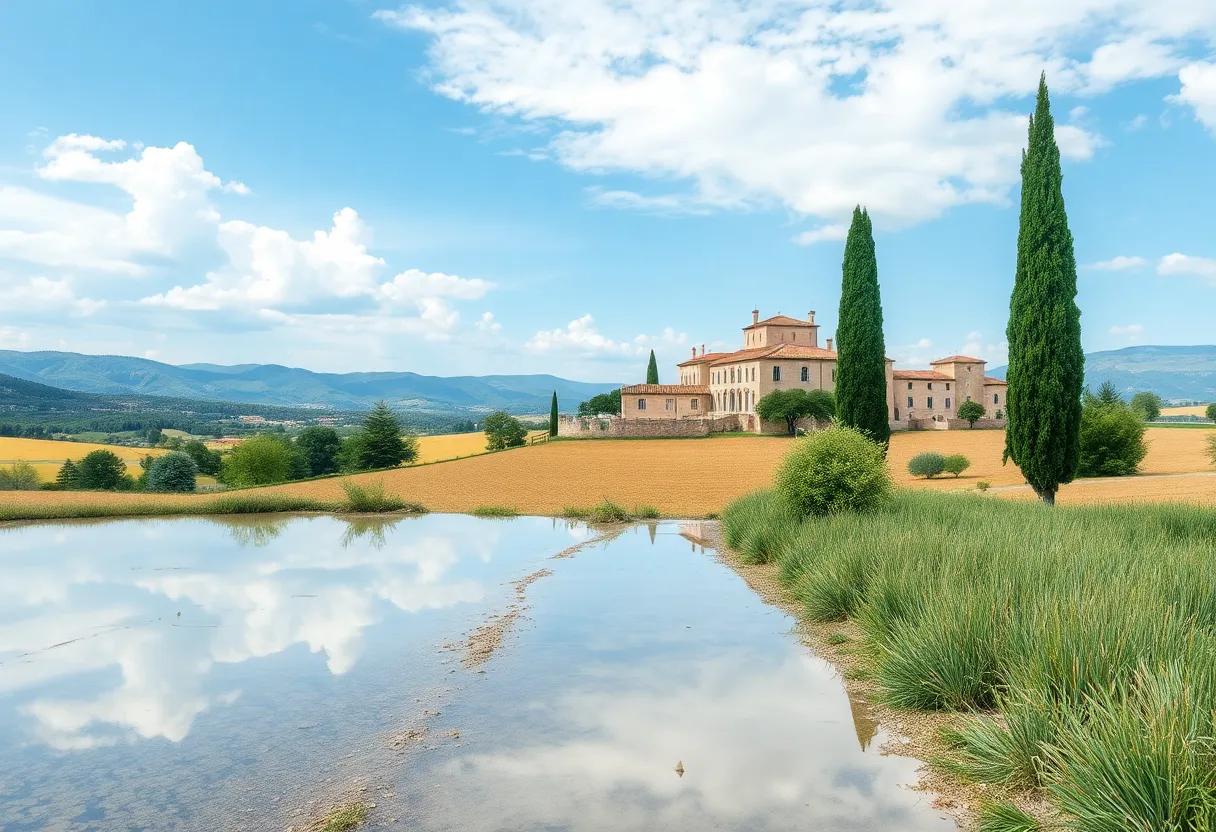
1109 323 1145 337
1174 62 1216 133
526 314 639 356
476 311 503 333
792 224 847 246
380 0 1216 227
1125 113 1149 131
1157 252 1216 284
3 276 105 317
1087 255 1148 271
378 268 493 304
960 330 1007 367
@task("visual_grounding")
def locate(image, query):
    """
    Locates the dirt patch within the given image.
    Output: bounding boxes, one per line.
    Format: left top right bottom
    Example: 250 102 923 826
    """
705 523 1058 831
448 568 553 668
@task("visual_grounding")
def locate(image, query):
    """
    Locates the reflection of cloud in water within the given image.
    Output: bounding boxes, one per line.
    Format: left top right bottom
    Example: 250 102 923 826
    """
0 516 505 750
431 654 947 831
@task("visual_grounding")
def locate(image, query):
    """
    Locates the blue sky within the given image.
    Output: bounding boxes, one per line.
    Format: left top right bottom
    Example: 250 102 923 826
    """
0 1 1214 383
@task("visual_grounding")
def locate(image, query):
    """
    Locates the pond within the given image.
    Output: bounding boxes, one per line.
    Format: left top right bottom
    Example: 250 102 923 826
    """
0 514 955 831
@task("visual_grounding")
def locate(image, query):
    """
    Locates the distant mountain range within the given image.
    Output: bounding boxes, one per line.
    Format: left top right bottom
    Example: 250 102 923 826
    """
990 345 1216 402
0 350 620 413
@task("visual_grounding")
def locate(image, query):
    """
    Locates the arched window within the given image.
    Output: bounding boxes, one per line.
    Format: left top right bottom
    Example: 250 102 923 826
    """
772 366 781 382
800 366 809 382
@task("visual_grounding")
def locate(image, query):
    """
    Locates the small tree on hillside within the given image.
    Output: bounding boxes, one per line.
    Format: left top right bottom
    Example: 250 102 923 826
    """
1130 391 1163 421
835 206 890 446
957 400 986 428
756 389 835 435
220 435 302 487
646 350 659 384
0 461 40 490
77 450 128 490
1003 74 1084 506
295 426 342 476
578 389 621 416
1206 403 1216 422
182 440 221 475
56 459 81 489
549 391 559 437
1078 394 1146 477
354 402 417 470
145 452 199 492
484 411 527 450
1093 381 1123 407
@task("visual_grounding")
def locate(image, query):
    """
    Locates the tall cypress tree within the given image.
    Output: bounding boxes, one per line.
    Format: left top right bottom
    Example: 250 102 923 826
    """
1004 74 1083 506
549 390 559 437
835 206 890 446
646 350 659 384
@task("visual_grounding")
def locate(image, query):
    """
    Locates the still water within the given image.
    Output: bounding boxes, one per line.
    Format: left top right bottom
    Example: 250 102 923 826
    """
0 515 955 831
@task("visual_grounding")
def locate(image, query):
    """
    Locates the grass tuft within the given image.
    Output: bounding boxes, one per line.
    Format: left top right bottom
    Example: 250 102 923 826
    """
313 802 368 832
588 499 631 523
975 801 1040 832
470 505 520 517
340 481 423 513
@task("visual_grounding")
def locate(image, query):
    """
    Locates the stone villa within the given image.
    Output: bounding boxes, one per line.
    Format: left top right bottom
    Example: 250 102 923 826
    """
560 307 1007 437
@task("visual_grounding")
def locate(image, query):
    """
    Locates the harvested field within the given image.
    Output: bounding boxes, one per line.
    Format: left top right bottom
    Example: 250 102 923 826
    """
1162 404 1212 417
414 430 546 465
4 427 1212 519
0 437 168 482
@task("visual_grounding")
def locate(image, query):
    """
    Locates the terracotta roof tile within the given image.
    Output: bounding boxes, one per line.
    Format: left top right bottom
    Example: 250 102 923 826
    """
676 352 731 367
708 344 837 366
930 355 985 365
983 376 1008 385
743 314 818 330
621 384 711 395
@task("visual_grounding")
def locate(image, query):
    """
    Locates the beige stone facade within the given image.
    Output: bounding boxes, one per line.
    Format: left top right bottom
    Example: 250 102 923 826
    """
619 307 1007 435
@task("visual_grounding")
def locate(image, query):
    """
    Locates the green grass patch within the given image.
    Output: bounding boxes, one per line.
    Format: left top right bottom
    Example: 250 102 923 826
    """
339 481 423 514
975 801 1040 832
470 504 520 518
313 802 368 832
721 487 1216 830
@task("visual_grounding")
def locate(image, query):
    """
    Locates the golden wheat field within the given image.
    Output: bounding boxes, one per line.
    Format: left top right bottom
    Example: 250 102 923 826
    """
0 437 169 482
1162 404 1213 418
414 430 547 465
4 427 1211 518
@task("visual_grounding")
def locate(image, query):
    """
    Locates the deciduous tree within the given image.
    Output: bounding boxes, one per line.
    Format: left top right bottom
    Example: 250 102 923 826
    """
957 400 986 428
756 389 835 435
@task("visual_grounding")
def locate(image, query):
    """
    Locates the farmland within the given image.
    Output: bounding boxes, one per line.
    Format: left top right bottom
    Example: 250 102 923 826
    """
1162 404 1212 417
414 430 547 464
2 426 1212 520
0 437 169 482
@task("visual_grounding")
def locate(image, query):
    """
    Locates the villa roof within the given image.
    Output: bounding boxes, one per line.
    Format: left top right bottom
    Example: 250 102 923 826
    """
892 369 952 381
620 384 711 395
708 344 837 366
930 354 985 365
984 376 1008 386
676 351 731 367
743 314 818 330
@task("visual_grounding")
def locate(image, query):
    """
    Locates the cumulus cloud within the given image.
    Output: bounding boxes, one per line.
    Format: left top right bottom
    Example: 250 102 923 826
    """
475 311 503 333
1087 255 1148 271
378 0 1215 228
1109 323 1145 337
1157 252 1216 284
526 315 682 358
792 224 847 246
1174 62 1216 133
3 276 105 317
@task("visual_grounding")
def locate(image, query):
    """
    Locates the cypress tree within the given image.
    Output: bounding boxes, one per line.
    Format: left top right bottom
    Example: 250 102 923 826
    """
549 391 559 437
835 206 890 446
1004 74 1083 506
646 350 659 384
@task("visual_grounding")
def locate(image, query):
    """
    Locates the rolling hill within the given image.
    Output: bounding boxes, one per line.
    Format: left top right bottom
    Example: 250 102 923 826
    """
989 345 1216 402
0 350 620 413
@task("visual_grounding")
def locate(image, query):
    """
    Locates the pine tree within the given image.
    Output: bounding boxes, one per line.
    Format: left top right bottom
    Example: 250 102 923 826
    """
646 350 659 384
56 459 80 489
355 402 417 469
549 391 559 437
1004 74 1084 506
835 206 890 446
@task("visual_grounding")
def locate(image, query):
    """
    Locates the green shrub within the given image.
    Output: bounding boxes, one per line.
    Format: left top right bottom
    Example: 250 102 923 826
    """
340 480 416 513
1207 433 1216 467
470 505 519 517
0 461 40 491
220 434 303 487
633 504 661 519
1207 403 1216 422
942 454 971 477
1077 397 1146 477
774 426 890 517
977 480 991 491
484 411 528 451
144 452 198 492
907 452 946 478
588 499 630 523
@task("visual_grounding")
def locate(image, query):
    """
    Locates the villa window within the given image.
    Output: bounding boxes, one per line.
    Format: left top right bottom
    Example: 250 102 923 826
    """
927 397 934 409
946 397 952 409
665 399 674 411
907 382 913 390
800 366 809 382
638 399 647 411
946 383 951 391
691 399 699 410
907 396 913 408
831 369 835 381
928 382 933 390
994 393 1000 404
772 366 781 382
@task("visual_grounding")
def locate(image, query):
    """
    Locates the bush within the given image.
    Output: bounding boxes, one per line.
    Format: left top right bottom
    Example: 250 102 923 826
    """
1077 398 1146 477
943 454 971 477
77 449 128 490
144 452 198 492
907 451 946 478
1207 433 1216 467
220 434 303 487
182 440 221 475
977 480 991 491
340 480 420 513
775 426 890 517
0 461 40 491
1207 403 1216 422
957 400 986 427
483 411 527 451
588 499 630 523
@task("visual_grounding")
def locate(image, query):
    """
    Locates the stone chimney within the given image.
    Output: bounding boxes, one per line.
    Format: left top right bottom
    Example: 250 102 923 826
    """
808 310 816 324
752 308 760 325
700 344 706 356
690 346 697 359
827 337 834 351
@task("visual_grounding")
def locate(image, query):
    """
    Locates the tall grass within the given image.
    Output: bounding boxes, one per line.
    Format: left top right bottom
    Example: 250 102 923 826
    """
339 481 424 514
721 488 1216 829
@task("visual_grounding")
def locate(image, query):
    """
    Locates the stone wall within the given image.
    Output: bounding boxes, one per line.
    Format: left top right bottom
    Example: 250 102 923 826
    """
558 414 742 438
907 417 1007 431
